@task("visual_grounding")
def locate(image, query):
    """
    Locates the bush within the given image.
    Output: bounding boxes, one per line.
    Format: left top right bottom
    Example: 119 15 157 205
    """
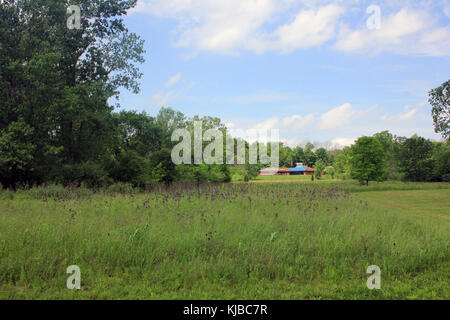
50 162 111 187
106 182 135 195
26 185 93 201
0 186 14 200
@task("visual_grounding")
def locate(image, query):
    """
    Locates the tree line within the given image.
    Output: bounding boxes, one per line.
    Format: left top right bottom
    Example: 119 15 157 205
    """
0 1 448 188
276 131 449 185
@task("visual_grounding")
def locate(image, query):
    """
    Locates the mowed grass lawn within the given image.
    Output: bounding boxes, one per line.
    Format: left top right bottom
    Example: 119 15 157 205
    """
356 189 450 220
0 180 448 299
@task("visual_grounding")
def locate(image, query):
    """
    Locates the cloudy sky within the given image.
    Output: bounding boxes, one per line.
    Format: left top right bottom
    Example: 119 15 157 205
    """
117 0 450 148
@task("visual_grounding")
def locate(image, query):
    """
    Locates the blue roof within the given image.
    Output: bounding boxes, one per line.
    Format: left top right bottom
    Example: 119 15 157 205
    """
288 166 309 172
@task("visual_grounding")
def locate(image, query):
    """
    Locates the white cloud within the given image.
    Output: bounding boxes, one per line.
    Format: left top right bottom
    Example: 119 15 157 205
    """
151 90 179 107
335 8 450 56
281 114 315 130
251 117 282 133
225 99 441 149
165 72 182 87
248 114 315 133
152 73 194 107
399 108 419 121
248 4 344 54
133 0 282 54
381 106 419 122
132 1 450 57
319 102 373 130
132 1 344 54
231 102 376 138
329 137 356 149
320 103 351 129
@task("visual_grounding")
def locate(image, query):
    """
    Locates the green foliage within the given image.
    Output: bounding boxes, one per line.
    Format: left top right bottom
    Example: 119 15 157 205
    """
350 136 386 186
55 161 111 187
315 148 330 165
106 182 135 195
0 118 36 186
314 159 326 179
0 0 145 187
26 184 93 201
373 131 403 180
176 164 231 183
303 146 317 167
292 146 304 164
324 166 335 179
278 142 293 167
432 141 450 182
334 147 351 179
149 148 177 185
229 166 246 181
220 164 232 183
0 2 448 188
429 79 450 140
398 135 434 182
245 163 260 180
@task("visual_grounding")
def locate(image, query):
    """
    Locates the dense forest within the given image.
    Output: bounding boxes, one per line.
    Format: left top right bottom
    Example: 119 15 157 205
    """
0 0 449 189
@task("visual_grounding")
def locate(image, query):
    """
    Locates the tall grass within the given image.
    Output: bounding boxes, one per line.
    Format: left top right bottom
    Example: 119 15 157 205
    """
251 176 450 192
0 183 448 299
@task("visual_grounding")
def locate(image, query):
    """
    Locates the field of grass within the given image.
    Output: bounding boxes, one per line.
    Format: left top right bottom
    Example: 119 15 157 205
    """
252 175 450 191
0 180 449 299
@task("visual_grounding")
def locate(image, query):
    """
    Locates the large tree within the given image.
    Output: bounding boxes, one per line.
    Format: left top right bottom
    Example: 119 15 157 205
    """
398 135 434 182
429 79 449 141
0 0 145 186
350 136 386 186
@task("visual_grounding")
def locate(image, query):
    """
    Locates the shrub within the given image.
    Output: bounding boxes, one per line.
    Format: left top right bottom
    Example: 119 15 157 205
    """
0 187 14 200
27 185 93 201
106 182 135 195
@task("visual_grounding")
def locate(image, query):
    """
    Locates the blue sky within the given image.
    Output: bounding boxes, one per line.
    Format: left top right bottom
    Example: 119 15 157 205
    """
117 0 450 148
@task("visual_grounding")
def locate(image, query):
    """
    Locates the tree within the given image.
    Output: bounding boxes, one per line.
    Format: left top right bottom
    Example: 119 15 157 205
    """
398 135 434 182
373 130 403 180
113 111 163 157
324 166 335 179
315 148 330 165
431 141 450 182
292 146 304 165
429 79 450 140
350 136 386 186
0 118 36 187
314 159 326 179
0 0 145 186
278 143 293 167
149 148 177 185
303 143 317 167
334 147 351 178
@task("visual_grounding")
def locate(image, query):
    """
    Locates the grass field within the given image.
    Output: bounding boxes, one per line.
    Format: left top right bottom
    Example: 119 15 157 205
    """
0 178 449 299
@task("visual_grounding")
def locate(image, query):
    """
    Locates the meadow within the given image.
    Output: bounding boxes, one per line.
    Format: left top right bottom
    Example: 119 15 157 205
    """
0 178 449 299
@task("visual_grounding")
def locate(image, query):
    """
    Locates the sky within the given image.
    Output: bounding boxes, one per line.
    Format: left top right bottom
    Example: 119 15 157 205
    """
116 0 450 149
